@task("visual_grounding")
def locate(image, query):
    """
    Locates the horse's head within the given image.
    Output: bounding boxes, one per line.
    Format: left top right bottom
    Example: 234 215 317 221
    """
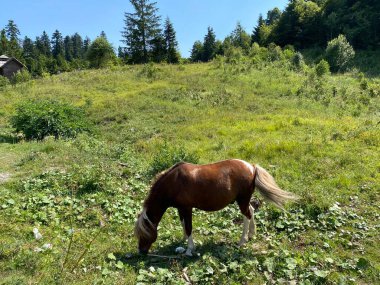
134 209 157 254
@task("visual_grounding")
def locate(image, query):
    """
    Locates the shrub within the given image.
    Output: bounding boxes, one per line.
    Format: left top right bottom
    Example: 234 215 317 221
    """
315 59 330 77
325 34 355 73
292 52 305 71
148 143 199 177
0 75 10 88
11 99 90 140
11 69 32 84
267 43 284 62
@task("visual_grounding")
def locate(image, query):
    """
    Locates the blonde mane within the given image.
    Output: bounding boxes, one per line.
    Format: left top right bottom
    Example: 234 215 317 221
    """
134 208 155 240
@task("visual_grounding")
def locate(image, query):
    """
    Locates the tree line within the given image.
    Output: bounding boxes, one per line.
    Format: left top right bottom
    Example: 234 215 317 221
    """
1 0 379 77
190 0 380 62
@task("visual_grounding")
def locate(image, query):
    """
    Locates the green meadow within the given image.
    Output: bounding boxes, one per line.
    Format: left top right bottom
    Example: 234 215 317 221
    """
0 62 379 284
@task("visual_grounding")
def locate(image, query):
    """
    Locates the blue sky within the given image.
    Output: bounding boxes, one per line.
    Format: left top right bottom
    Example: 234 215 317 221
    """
1 0 287 58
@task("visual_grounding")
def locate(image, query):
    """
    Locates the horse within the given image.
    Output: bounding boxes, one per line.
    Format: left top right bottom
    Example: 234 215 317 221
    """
134 159 298 256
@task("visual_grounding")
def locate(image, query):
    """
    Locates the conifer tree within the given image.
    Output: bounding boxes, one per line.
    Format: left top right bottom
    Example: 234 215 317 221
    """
51 30 64 58
83 37 91 55
71 33 84 59
230 22 251 54
164 17 179 63
64 35 74 61
202 27 216 61
5 20 21 57
252 14 265 44
121 0 161 63
36 31 51 56
0 29 8 55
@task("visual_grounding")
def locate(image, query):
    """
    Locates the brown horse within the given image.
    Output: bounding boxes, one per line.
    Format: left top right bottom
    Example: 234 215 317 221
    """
135 159 298 255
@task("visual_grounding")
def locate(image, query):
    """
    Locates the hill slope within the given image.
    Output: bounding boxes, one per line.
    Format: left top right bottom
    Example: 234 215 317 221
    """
0 63 379 284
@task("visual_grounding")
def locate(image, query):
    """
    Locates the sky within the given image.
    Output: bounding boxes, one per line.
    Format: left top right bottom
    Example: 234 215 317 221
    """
1 0 288 58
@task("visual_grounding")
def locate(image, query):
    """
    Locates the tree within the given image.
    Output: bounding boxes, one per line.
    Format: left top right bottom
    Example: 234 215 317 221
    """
71 33 84 59
64 35 74 61
100 31 107 39
83 37 91 54
230 22 251 54
202 27 216 61
22 36 38 74
51 30 64 58
121 0 161 63
266 7 282 25
251 14 265 45
190 41 203 62
325 34 355 72
36 31 51 56
87 37 115 68
5 20 21 57
150 33 166 62
0 29 8 55
164 17 179 63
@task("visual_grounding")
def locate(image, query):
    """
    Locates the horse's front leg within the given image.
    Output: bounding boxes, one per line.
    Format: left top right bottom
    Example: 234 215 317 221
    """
178 207 194 256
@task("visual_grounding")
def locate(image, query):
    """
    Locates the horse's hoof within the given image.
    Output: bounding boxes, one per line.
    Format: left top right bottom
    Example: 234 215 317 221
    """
185 250 193 257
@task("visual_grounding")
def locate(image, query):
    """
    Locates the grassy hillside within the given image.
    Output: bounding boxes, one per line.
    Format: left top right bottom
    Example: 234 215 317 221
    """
0 63 379 284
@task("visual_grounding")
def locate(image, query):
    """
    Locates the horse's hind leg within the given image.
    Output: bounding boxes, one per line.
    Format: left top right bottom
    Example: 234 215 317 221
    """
237 199 253 246
248 204 256 239
178 207 194 256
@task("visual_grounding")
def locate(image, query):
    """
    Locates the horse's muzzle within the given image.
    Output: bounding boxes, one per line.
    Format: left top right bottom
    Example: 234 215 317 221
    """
139 249 148 255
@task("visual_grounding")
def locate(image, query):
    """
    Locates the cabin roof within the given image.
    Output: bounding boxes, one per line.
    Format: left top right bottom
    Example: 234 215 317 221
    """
0 55 25 69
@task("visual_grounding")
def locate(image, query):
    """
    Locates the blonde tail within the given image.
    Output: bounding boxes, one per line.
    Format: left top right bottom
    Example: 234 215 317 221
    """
254 165 298 209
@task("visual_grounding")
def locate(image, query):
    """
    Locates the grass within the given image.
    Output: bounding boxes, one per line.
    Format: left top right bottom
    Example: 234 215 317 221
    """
0 61 379 284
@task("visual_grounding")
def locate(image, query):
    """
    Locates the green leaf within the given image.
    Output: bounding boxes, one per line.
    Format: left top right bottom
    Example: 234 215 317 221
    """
285 257 297 269
314 270 328 278
107 252 116 260
356 258 370 270
115 261 124 269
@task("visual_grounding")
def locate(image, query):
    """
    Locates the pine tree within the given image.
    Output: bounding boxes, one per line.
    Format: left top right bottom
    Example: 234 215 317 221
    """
150 34 166 62
71 33 84 59
202 27 216 62
121 0 161 63
5 20 21 58
64 35 74 61
51 30 64 58
83 37 91 55
164 17 179 63
87 37 115 68
36 31 51 56
230 22 251 53
22 36 38 75
0 29 8 55
252 14 265 44
100 31 107 39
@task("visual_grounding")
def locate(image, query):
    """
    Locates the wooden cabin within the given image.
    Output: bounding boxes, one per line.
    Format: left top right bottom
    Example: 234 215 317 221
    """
0 55 25 79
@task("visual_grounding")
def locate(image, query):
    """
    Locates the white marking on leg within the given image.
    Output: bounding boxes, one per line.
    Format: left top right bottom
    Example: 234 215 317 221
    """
234 159 254 175
239 216 250 246
185 234 194 256
248 205 256 239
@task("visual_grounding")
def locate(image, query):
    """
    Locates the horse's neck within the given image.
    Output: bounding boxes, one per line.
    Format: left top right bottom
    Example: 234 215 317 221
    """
145 196 167 226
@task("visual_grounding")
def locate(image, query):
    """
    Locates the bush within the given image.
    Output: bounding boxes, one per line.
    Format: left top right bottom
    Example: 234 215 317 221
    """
315 59 330 77
292 52 305 71
11 99 90 140
11 69 32 84
325 34 355 73
0 75 10 88
148 143 199 177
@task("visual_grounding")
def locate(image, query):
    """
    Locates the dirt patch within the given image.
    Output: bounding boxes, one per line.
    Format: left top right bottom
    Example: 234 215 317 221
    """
0 172 11 183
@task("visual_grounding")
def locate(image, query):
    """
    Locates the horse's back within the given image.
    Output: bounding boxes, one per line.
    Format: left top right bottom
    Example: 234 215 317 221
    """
169 160 255 211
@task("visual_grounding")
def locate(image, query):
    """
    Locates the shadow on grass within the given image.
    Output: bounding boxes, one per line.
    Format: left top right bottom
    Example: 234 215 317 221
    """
0 133 20 144
114 239 260 269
